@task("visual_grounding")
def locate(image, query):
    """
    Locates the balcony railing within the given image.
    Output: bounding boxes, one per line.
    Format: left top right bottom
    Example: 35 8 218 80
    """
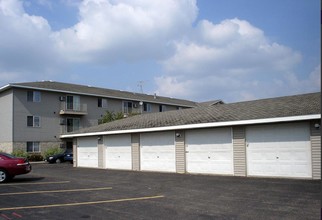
60 102 87 115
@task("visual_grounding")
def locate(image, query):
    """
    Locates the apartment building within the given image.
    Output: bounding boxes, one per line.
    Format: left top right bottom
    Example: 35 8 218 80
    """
0 81 198 154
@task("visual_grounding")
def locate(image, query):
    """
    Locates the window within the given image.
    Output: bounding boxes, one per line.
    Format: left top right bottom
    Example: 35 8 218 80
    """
67 118 80 132
123 101 133 114
98 98 108 108
177 106 183 110
27 142 40 152
143 103 152 112
27 116 41 127
159 105 166 112
27 91 41 102
66 95 80 111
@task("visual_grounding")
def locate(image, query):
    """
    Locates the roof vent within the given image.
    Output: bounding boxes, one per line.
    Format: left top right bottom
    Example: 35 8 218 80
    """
154 93 157 99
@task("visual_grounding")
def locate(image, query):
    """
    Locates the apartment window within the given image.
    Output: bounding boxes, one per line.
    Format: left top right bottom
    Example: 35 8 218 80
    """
98 98 108 108
159 105 166 112
177 106 183 110
143 103 152 112
27 142 40 152
67 118 80 132
66 95 80 111
27 91 41 102
27 116 41 127
123 101 133 114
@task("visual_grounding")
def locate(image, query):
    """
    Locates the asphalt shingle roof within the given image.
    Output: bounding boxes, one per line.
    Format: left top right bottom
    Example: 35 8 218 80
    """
69 92 321 135
8 81 198 107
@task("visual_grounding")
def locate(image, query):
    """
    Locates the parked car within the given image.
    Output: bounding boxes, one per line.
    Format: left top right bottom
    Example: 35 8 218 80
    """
45 150 73 163
64 153 73 164
0 152 32 183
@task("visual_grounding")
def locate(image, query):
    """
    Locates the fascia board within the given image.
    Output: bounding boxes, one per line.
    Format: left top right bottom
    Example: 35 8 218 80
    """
60 114 321 138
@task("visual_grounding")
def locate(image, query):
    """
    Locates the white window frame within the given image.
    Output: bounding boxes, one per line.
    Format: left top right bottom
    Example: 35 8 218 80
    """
27 116 41 127
27 91 41 102
66 95 81 111
159 105 166 112
123 101 133 114
66 118 80 132
27 142 40 152
98 98 108 108
144 103 152 112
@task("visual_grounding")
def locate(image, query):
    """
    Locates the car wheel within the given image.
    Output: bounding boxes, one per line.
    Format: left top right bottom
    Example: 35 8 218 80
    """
0 169 8 183
55 158 62 163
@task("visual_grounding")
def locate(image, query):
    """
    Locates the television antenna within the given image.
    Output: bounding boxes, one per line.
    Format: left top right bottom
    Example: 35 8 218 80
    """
137 81 144 94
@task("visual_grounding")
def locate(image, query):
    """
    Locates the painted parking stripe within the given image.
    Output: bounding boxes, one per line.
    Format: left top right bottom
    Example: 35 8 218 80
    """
0 195 165 211
0 187 113 196
0 181 70 186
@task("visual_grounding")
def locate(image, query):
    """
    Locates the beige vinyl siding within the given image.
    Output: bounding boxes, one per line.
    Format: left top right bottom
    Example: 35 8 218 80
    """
233 126 246 176
73 139 78 167
131 133 140 171
175 131 185 173
98 137 104 168
310 121 321 180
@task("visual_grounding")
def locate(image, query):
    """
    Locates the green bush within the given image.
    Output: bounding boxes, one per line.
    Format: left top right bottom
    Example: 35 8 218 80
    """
43 147 64 159
28 153 44 161
12 149 28 158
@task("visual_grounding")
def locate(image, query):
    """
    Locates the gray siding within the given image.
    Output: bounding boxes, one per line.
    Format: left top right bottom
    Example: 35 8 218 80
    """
310 121 321 180
175 130 185 173
131 133 140 171
233 126 246 176
13 88 61 142
0 89 13 144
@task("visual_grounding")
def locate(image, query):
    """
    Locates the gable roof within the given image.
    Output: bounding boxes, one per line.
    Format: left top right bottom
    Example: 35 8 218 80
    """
0 81 198 107
197 100 224 106
61 92 321 138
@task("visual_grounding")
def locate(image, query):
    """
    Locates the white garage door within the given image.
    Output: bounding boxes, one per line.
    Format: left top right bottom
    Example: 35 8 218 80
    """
140 131 175 172
185 128 233 175
105 134 132 170
77 137 98 168
246 122 312 178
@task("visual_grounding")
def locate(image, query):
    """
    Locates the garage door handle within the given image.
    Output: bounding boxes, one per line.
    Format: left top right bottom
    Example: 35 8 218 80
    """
276 157 279 159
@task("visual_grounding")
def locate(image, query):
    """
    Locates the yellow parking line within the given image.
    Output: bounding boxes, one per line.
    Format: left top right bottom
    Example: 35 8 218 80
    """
0 195 165 211
1 181 70 186
0 187 113 196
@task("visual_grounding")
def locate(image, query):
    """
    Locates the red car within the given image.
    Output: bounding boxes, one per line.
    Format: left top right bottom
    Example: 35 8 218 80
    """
0 153 32 183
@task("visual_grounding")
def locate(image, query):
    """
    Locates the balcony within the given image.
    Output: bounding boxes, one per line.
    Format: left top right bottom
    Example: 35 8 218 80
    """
60 102 87 115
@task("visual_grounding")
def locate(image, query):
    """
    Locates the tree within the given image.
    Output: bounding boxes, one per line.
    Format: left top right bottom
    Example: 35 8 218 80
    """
99 111 138 124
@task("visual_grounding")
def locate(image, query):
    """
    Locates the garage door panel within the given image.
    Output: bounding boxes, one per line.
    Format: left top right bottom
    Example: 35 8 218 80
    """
186 128 233 175
105 134 132 170
246 122 311 178
140 131 175 172
77 137 98 168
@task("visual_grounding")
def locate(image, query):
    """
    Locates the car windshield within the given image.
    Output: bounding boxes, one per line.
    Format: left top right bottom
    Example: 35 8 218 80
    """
0 153 16 159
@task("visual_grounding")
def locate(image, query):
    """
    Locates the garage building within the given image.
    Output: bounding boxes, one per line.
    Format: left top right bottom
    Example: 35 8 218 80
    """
61 93 321 179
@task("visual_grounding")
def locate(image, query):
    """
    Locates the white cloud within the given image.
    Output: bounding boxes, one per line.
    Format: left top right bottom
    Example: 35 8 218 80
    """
0 0 198 84
0 0 63 83
0 0 318 102
156 18 308 102
55 0 198 62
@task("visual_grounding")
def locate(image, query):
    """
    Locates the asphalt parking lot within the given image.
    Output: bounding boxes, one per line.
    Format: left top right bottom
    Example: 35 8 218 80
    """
0 163 320 220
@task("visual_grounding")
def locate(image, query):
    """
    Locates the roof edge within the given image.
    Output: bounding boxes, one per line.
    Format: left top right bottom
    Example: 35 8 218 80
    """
7 84 197 107
0 84 11 92
60 114 321 138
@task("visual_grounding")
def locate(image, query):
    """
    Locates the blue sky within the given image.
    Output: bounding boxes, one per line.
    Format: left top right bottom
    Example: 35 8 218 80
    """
0 0 320 102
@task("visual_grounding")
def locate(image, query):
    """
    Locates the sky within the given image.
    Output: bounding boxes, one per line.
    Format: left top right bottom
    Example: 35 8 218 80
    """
0 0 320 103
